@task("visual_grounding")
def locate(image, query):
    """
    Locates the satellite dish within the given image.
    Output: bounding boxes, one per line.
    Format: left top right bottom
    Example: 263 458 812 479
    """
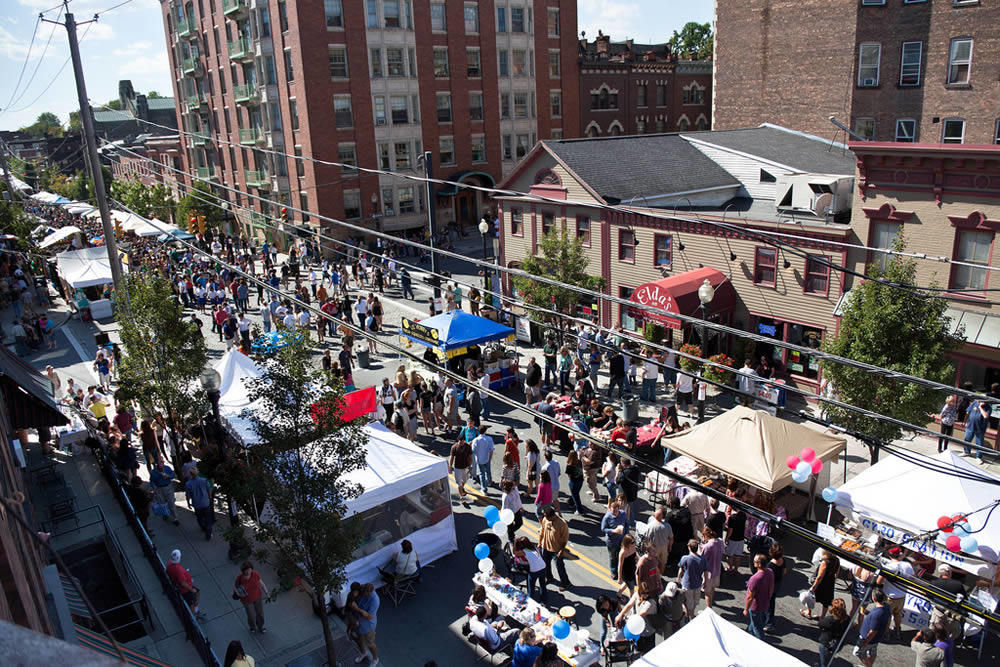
812 192 834 216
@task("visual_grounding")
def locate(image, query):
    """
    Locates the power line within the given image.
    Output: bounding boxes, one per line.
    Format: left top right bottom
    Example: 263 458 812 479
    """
103 140 994 404
5 21 91 115
2 14 41 113
6 5 65 111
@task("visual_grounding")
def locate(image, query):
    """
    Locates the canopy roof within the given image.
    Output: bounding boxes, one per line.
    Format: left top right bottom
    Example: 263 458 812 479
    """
55 246 125 288
836 450 1000 565
628 267 737 330
660 406 846 493
212 349 267 445
31 191 69 204
157 228 195 242
400 310 514 351
631 608 807 667
62 200 97 216
38 226 81 249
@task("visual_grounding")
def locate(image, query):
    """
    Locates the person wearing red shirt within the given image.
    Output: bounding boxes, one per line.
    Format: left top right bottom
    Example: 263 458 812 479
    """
504 427 521 475
234 560 269 633
166 549 205 621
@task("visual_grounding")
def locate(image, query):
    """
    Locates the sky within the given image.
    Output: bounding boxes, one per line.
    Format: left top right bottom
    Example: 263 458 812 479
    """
0 0 714 133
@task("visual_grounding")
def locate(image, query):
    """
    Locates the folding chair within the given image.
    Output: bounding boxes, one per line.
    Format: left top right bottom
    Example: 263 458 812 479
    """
377 559 424 606
604 639 640 666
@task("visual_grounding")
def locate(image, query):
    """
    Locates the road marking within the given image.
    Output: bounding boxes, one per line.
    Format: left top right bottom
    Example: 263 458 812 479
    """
448 477 619 587
62 326 100 383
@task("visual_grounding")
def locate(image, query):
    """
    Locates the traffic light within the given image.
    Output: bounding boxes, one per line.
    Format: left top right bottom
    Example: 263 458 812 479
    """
114 220 123 238
189 216 198 233
197 215 207 234
280 207 288 223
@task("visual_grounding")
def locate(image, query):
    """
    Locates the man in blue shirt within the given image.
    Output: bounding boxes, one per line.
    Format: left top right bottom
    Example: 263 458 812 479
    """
471 426 495 492
470 605 516 655
855 590 890 667
676 538 707 620
511 627 542 666
964 400 990 460
600 499 629 577
354 583 380 665
150 460 180 526
184 467 214 540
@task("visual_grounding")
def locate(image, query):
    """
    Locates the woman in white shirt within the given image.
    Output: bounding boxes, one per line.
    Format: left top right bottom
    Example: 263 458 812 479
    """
501 480 523 542
512 536 547 601
382 539 419 584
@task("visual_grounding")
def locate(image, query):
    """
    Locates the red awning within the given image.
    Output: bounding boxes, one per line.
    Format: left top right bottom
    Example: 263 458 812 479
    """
629 267 736 329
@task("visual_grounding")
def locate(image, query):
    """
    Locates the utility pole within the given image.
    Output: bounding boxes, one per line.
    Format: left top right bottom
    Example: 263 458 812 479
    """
422 151 441 302
0 140 16 200
47 7 127 305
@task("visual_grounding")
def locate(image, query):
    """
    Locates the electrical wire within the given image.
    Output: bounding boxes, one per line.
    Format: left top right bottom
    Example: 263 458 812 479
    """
102 140 996 405
5 22 92 115
6 5 65 111
2 14 41 112
101 196 1000 632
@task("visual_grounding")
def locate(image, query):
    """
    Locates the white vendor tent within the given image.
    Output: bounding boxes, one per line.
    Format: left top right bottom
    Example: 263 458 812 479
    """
31 191 69 204
55 246 124 288
836 450 1000 576
211 348 266 446
631 608 808 667
38 226 82 249
62 200 97 216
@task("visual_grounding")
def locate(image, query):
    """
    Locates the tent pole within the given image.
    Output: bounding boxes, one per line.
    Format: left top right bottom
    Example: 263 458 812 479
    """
807 475 818 523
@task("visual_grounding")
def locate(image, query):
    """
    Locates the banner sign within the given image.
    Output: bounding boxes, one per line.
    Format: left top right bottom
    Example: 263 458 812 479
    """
857 515 995 577
401 318 440 347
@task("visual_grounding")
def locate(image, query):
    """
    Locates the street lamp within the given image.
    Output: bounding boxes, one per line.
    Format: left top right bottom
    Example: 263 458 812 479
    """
695 279 715 423
479 219 491 290
199 367 237 527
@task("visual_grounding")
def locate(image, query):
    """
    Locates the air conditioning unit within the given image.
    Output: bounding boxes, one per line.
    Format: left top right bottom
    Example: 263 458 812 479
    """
375 118 386 126
861 77 876 87
775 174 855 217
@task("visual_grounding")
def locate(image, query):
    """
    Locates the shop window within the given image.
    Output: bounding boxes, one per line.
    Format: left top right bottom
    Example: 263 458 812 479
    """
576 215 591 246
541 211 554 236
510 208 523 236
619 229 635 262
654 234 672 267
870 221 901 272
619 286 638 331
753 247 777 286
951 230 991 291
786 324 823 379
804 255 830 295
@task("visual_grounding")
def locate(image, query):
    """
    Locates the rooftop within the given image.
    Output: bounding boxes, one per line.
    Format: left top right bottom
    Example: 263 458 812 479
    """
143 97 175 111
682 124 855 175
91 109 132 123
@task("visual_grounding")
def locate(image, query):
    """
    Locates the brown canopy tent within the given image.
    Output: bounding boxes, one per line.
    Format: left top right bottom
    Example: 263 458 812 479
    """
660 406 846 494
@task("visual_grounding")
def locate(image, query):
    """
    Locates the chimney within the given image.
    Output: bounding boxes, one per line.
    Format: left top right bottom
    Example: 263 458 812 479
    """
596 30 610 58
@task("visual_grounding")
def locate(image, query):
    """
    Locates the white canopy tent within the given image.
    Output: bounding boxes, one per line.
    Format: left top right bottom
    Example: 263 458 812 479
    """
31 191 69 204
55 246 124 288
126 216 178 237
835 450 1000 577
38 226 82 249
62 201 98 216
211 349 266 446
631 608 808 667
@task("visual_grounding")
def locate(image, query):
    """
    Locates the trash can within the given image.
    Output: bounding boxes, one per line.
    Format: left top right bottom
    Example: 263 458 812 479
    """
356 346 370 369
622 392 640 423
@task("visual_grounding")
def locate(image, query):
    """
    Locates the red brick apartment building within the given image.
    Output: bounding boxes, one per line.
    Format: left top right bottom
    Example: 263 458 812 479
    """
713 0 1000 145
578 31 712 138
159 0 580 244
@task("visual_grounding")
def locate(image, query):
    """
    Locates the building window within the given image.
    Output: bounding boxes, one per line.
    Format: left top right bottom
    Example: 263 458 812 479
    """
467 48 481 77
333 96 352 128
619 286 638 331
496 6 506 32
294 146 304 176
618 230 635 262
637 84 647 107
390 95 409 124
502 134 513 160
995 119 1000 145
383 0 401 28
548 8 559 36
804 255 830 295
343 190 361 219
381 187 394 215
952 230 991 291
337 143 356 175
300 192 309 221
513 92 528 118
471 135 486 162
942 118 965 143
433 48 448 77
760 169 776 183
386 47 405 76
324 0 342 27
870 221 901 272
278 1 288 31
655 84 666 107
512 49 527 76
550 91 562 118
576 216 591 246
373 95 386 125
328 47 348 78
548 51 560 77
289 98 299 130
857 43 881 86
435 93 452 123
370 48 383 78
899 41 922 86
284 49 294 81
515 133 530 159
430 2 446 30
754 247 777 285
541 211 554 236
498 50 509 76
398 186 415 214
854 118 876 141
439 136 454 165
948 38 973 84
895 119 916 142
511 208 523 235
500 93 510 119
464 4 478 33
654 234 671 267
469 92 483 121
394 142 411 169
366 0 378 27
682 85 704 105
511 6 524 32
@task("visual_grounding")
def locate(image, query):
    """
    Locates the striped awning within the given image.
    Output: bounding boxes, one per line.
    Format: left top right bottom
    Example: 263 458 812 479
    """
73 624 170 667
59 573 91 618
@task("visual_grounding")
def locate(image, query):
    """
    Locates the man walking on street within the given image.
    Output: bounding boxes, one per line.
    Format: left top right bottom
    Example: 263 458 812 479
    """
400 267 414 300
449 436 473 502
600 499 629 578
645 505 674 573
542 337 558 389
150 460 181 526
472 426 495 492
524 357 542 405
354 583 381 665
234 561 269 634
539 506 572 591
581 441 604 503
184 467 214 540
166 549 206 621
744 554 774 641
607 345 626 399
855 591 890 667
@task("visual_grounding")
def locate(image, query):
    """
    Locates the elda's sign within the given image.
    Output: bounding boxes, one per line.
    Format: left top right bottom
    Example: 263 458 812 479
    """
632 282 682 329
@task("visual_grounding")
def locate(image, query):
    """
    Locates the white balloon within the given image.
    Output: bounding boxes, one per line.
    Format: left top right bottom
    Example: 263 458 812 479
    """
499 508 516 526
625 615 645 636
492 523 507 539
791 469 809 484
795 461 812 476
576 629 590 643
478 557 494 574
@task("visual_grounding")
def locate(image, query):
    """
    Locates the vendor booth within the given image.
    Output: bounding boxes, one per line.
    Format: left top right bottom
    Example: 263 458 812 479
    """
630 608 808 667
400 310 518 389
157 228 196 243
210 349 267 446
38 225 82 249
62 200 97 216
55 246 125 319
31 191 69 204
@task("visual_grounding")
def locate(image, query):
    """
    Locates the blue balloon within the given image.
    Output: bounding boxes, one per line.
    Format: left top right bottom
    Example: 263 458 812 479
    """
484 505 500 521
552 619 571 640
952 524 970 537
486 515 499 527
474 542 490 560
821 487 838 503
960 536 979 553
623 628 638 641
791 469 809 484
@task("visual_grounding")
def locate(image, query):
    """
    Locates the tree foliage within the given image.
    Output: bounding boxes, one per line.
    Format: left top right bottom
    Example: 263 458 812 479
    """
0 198 40 255
115 273 208 458
110 179 175 221
511 231 605 340
821 234 962 444
668 21 713 60
242 337 368 667
18 112 64 137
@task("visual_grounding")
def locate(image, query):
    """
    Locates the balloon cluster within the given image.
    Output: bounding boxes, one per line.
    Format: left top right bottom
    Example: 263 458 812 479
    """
622 615 646 641
474 505 518 574
786 447 824 483
938 514 979 554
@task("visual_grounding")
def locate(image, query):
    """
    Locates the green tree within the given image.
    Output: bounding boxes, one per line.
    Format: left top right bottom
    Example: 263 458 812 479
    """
115 273 209 464
105 98 123 111
668 21 713 60
242 337 367 667
511 231 605 343
0 198 40 255
146 91 163 99
68 111 82 132
176 180 223 231
110 179 175 221
19 112 65 137
821 234 962 455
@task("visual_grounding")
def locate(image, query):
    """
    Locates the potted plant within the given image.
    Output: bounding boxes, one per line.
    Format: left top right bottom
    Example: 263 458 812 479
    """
678 343 702 373
703 353 736 386
643 321 665 345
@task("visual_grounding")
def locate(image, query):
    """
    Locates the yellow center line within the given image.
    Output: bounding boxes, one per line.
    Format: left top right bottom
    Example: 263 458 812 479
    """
449 476 619 587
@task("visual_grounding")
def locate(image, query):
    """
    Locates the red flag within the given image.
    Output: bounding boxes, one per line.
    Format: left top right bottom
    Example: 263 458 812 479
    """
340 386 377 422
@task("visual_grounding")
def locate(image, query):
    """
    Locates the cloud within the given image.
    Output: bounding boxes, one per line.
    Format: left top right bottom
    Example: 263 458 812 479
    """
118 51 170 78
112 40 153 57
0 23 32 59
577 0 643 41
83 22 115 41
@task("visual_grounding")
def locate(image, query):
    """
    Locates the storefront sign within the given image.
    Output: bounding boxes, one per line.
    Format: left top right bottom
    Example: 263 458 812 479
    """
758 323 778 336
856 515 995 577
401 318 440 347
514 316 532 344
631 283 681 329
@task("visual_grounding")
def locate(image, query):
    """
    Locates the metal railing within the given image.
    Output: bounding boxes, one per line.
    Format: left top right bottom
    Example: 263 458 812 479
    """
244 169 269 187
222 0 249 16
232 84 259 104
227 37 252 61
238 127 262 145
177 19 193 38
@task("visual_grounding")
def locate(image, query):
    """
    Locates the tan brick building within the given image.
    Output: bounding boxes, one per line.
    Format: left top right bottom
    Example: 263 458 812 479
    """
713 0 1000 145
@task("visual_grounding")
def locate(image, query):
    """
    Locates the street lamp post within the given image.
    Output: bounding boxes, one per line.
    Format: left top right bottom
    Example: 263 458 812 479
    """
200 368 238 527
478 219 491 290
696 279 715 423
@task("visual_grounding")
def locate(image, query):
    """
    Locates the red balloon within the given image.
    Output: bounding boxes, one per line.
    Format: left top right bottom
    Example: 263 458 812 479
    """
945 535 962 553
952 514 969 531
811 459 824 474
786 455 801 470
938 516 954 533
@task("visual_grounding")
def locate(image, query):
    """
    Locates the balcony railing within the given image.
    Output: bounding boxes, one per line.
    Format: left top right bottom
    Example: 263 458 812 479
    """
196 166 216 180
190 132 211 147
177 19 193 39
232 84 260 105
227 37 252 62
181 57 203 76
222 0 249 17
184 93 206 113
238 128 263 145
244 170 269 188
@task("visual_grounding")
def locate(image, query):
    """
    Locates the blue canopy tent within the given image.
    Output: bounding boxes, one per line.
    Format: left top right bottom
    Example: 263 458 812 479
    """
157 228 196 243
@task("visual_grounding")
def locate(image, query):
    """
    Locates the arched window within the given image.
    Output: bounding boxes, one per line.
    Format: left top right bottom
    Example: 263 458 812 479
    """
678 118 690 132
696 116 708 131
